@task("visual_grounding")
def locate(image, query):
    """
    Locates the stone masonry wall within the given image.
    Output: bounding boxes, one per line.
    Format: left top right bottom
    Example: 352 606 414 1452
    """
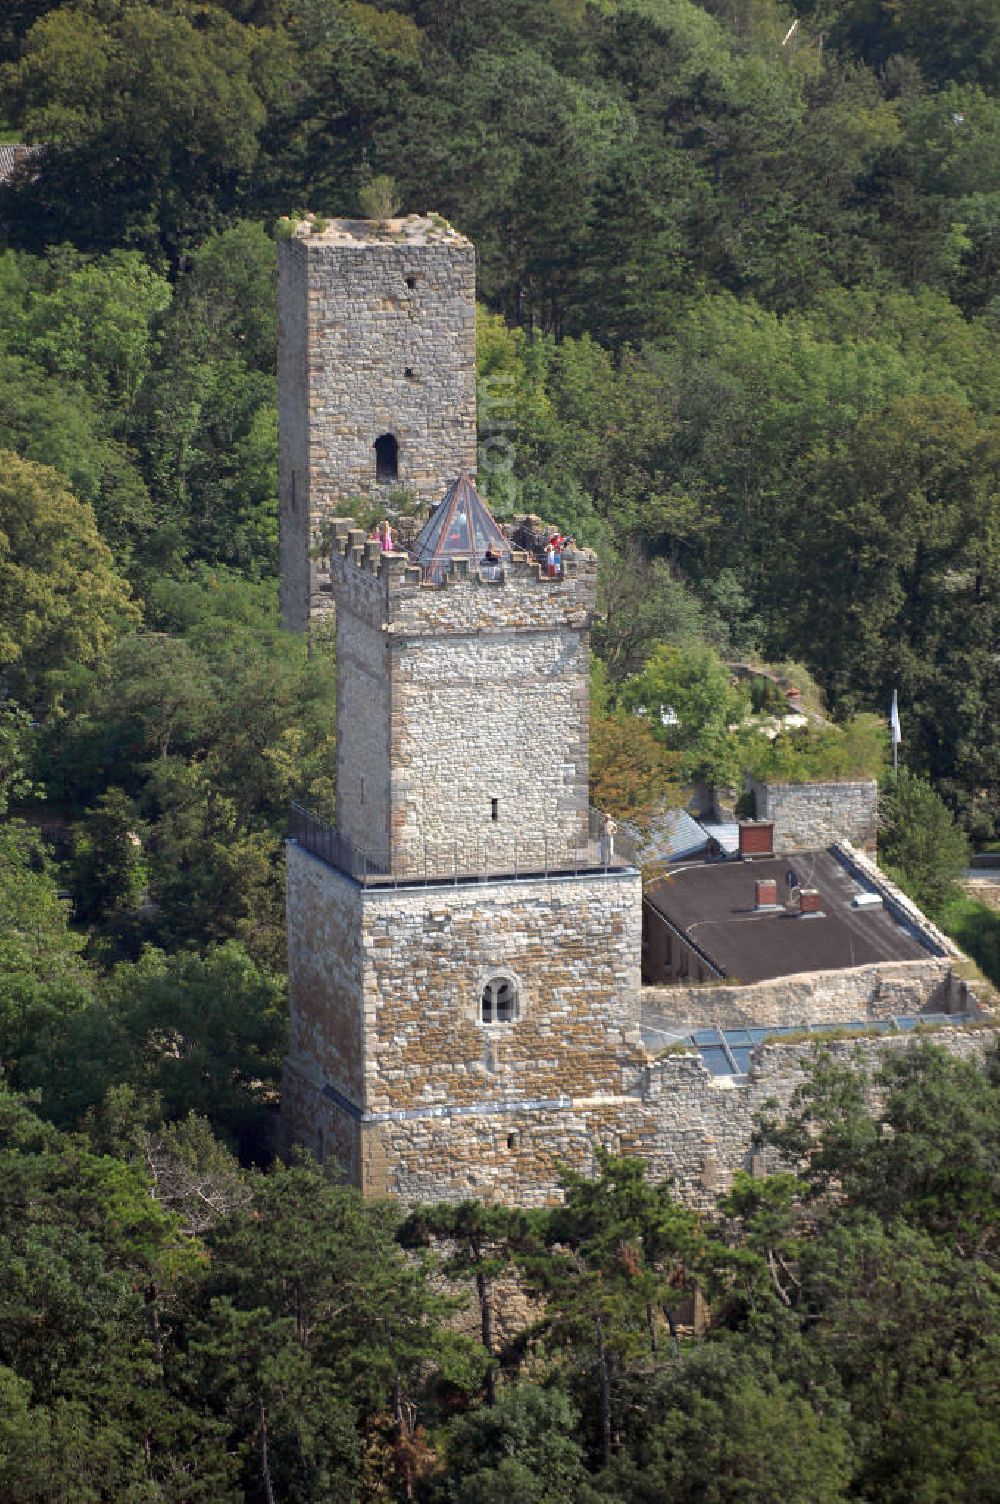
360 868 645 1113
278 217 477 632
282 844 649 1200
641 957 974 1032
750 778 878 854
325 534 597 873
284 842 364 1106
363 1024 996 1208
335 602 391 861
391 624 590 873
283 844 990 1210
277 233 311 632
631 1025 996 1210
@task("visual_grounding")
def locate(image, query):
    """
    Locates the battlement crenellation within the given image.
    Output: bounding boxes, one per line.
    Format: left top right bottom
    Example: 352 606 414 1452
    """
317 516 598 635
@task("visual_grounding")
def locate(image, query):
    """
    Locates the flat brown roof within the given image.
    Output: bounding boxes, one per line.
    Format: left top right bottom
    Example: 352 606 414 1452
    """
645 848 936 983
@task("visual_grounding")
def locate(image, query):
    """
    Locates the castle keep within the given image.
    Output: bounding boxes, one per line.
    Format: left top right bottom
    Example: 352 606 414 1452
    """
279 215 985 1208
280 471 647 1201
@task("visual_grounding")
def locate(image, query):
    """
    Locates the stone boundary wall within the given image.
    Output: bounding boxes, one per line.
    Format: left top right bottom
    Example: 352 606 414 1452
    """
641 957 976 1032
750 778 878 854
634 1024 997 1209
363 1022 996 1209
832 841 965 959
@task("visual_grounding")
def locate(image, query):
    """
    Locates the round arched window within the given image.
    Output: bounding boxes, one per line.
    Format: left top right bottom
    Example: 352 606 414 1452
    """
480 975 518 1024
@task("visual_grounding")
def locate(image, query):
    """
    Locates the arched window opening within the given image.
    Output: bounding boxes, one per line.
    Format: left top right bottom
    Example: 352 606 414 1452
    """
375 433 398 483
481 975 518 1025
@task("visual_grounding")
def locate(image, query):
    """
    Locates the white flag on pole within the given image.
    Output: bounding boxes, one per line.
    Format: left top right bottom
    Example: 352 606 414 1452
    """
890 689 902 747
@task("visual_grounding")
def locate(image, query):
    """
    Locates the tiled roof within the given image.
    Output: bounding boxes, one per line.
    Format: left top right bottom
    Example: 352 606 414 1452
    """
627 808 710 864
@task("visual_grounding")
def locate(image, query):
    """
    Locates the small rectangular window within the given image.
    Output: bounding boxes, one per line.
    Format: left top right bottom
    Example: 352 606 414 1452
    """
491 798 499 822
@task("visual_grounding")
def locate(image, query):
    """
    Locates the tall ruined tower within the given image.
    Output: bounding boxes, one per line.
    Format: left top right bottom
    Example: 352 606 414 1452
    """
277 215 477 631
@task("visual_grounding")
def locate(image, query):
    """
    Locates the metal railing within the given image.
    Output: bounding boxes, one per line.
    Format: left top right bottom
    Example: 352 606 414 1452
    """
289 802 636 887
588 806 644 869
419 558 507 585
288 804 389 883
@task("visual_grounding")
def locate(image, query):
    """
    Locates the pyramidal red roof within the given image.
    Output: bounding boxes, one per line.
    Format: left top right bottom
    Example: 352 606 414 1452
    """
409 473 512 580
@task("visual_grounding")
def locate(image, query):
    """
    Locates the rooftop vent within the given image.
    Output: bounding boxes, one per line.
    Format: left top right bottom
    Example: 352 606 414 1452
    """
852 891 884 910
739 821 774 858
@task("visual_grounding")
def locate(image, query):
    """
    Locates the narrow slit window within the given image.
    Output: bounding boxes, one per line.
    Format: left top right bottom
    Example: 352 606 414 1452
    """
491 798 499 822
375 433 398 483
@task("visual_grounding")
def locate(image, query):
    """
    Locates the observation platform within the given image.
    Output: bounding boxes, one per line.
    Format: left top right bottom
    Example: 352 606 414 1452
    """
289 803 639 890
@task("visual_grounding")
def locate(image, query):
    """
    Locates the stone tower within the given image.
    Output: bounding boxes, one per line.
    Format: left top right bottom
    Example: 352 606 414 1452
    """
277 215 477 631
282 522 646 1204
280 212 645 1203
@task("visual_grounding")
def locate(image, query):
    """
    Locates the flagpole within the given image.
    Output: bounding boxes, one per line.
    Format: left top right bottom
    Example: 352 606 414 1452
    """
890 688 901 772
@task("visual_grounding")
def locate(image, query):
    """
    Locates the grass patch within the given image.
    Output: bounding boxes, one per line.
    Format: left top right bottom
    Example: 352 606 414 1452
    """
760 1016 1000 1049
937 894 1000 990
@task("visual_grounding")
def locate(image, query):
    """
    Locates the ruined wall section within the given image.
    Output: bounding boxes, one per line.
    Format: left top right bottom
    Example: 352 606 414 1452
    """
278 216 476 632
633 1024 996 1209
750 778 878 854
368 1022 996 1207
642 957 974 1033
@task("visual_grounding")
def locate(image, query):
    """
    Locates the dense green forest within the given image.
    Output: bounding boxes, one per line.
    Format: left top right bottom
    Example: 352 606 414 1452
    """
5 1047 1000 1501
1 0 1000 1497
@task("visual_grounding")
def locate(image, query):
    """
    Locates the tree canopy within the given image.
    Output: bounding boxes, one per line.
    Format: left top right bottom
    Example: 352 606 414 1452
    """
2 0 1000 1494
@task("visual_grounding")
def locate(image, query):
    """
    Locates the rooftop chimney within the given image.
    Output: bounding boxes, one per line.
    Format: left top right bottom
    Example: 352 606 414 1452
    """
739 821 774 858
755 878 779 910
798 888 822 916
